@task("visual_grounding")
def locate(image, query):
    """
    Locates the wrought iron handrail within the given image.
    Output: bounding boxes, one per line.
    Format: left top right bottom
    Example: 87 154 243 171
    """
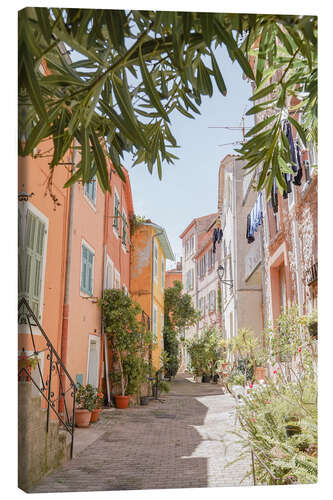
18 297 76 458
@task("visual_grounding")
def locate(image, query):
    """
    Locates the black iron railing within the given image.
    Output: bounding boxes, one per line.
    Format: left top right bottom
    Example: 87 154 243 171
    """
18 297 76 458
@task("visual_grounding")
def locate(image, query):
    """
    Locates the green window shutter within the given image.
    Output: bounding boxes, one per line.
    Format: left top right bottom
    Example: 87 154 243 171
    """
84 176 97 205
122 213 127 246
81 245 88 292
23 210 46 318
113 194 120 230
87 250 93 295
81 244 94 295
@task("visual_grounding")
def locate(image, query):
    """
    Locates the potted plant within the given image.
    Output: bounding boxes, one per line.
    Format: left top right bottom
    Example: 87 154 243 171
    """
18 351 39 381
90 389 104 423
99 289 152 409
75 384 95 427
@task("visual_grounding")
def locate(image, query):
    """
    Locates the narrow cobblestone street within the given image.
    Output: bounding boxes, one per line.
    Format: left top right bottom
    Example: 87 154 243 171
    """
30 373 252 493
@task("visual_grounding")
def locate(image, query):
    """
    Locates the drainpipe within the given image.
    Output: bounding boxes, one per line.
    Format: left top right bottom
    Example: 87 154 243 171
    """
59 142 77 414
151 229 163 369
232 158 238 338
102 244 112 406
101 183 112 406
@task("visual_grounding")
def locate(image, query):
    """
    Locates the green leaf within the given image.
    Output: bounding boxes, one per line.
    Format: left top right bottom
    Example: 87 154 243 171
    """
288 116 307 148
81 127 91 182
197 60 213 97
89 128 110 192
138 47 170 122
214 19 255 81
104 10 126 50
63 163 83 188
51 109 67 167
176 103 195 119
35 7 53 44
210 51 227 96
250 83 277 102
156 153 162 180
245 115 276 138
21 52 47 121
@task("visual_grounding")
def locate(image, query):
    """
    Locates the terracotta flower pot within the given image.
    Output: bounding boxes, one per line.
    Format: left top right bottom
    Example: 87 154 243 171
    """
90 408 101 423
115 395 130 409
75 409 91 427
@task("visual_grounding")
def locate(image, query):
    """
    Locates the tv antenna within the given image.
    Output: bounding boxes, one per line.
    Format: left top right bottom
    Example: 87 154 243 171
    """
209 109 251 147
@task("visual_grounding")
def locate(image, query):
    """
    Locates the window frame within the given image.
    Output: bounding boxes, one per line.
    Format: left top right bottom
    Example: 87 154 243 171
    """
80 240 95 296
153 304 158 343
18 203 48 324
113 189 120 236
153 239 159 282
84 175 97 207
121 209 128 249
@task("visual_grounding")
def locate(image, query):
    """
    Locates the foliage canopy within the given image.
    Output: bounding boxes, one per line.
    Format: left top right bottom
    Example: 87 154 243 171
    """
19 9 317 195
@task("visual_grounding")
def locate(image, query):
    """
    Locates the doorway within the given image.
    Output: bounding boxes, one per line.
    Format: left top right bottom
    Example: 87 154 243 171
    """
87 335 100 388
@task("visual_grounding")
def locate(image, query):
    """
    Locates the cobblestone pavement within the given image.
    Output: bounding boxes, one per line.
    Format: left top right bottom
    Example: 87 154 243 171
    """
30 373 252 493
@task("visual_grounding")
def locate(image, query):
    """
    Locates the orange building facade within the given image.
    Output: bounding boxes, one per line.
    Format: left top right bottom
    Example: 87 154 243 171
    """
165 261 182 289
130 222 175 371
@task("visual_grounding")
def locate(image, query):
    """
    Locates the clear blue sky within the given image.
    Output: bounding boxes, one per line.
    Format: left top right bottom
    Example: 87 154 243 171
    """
125 45 253 267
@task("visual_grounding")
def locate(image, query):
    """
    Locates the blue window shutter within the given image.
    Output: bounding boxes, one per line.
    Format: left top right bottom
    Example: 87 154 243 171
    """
81 245 87 292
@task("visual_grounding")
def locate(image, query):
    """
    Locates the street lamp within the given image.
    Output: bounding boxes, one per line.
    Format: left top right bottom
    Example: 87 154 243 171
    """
217 265 233 288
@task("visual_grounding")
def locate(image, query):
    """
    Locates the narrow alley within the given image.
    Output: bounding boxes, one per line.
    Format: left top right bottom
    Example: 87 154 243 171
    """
29 374 252 493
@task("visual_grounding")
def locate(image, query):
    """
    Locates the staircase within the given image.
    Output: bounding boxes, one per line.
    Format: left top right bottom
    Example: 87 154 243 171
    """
18 298 76 491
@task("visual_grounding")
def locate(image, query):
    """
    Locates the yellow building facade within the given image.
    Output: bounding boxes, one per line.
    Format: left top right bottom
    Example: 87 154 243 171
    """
130 222 174 371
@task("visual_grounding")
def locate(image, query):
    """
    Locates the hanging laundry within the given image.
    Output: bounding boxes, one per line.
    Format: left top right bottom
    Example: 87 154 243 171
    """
282 120 297 171
246 193 263 244
283 173 292 199
293 141 303 186
246 213 255 244
271 178 278 214
212 216 223 254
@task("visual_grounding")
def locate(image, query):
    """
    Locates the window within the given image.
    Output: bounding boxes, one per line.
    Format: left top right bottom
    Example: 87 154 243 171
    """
207 248 215 270
153 305 158 343
114 269 120 289
84 175 97 206
19 208 47 319
190 235 194 254
186 269 194 291
199 297 205 317
81 242 94 295
161 257 165 289
208 290 216 312
105 258 113 290
113 191 120 233
154 240 158 281
122 210 128 248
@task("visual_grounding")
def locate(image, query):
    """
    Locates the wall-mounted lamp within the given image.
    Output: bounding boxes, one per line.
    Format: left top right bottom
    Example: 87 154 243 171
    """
18 186 34 204
217 265 233 288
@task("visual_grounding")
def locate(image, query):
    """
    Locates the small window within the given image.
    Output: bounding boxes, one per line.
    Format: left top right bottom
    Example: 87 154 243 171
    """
161 257 165 289
105 259 113 290
114 269 120 289
84 175 97 206
153 305 158 343
154 240 158 281
122 210 128 247
113 191 120 233
81 243 94 296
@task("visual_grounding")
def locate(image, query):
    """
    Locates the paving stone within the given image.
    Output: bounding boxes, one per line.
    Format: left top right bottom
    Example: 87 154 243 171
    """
29 373 253 492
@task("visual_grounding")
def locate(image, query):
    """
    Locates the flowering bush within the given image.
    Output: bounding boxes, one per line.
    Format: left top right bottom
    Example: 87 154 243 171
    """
229 307 317 485
75 384 96 412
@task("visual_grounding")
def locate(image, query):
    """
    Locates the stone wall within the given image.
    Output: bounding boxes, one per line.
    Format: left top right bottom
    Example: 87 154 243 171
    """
18 382 71 492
